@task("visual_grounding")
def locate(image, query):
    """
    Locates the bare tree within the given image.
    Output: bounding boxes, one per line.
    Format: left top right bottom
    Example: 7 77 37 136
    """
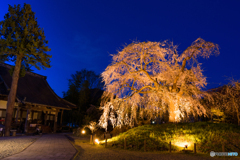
99 38 219 130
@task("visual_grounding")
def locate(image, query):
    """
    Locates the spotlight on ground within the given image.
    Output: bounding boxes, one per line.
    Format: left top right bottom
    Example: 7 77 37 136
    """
95 139 100 144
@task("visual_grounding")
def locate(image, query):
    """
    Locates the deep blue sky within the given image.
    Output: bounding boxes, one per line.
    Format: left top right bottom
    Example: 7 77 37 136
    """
1 0 240 98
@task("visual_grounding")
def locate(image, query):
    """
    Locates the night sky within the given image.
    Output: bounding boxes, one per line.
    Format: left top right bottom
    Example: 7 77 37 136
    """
1 0 240 98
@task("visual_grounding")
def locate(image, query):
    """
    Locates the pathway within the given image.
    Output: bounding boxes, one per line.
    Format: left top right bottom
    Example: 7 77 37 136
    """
2 133 77 160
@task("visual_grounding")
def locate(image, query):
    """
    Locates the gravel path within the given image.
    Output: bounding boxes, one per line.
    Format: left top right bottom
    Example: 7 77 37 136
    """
2 133 76 160
69 135 235 160
0 135 40 159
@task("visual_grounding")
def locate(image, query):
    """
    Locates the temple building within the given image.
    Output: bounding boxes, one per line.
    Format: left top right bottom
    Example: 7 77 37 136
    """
0 63 76 133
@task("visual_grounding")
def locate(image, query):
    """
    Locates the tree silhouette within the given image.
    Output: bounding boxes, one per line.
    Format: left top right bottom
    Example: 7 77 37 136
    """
63 69 103 126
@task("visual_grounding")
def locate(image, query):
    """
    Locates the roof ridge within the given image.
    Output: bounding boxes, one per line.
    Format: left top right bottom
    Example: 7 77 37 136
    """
61 98 77 107
42 78 61 101
42 79 77 109
0 63 47 79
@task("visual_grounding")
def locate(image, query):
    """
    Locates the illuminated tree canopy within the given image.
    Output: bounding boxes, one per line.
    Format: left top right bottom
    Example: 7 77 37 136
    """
99 38 219 130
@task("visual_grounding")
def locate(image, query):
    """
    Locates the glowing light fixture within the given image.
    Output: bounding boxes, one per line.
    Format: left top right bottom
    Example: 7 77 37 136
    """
82 130 85 134
95 139 100 144
174 141 191 149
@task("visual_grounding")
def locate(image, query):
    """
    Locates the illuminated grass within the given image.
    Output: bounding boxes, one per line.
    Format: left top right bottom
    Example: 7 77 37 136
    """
100 122 240 153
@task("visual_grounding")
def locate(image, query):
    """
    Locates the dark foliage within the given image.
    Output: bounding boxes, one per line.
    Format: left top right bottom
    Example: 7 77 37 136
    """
62 69 104 127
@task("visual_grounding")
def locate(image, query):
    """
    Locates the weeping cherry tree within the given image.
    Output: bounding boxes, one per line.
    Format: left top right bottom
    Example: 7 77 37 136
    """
99 38 219 131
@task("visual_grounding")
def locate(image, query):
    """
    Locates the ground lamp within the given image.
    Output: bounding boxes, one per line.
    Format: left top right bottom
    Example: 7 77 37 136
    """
175 141 193 153
174 141 191 148
95 138 100 144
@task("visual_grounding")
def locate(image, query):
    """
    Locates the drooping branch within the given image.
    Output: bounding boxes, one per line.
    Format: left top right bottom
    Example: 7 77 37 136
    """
172 49 197 92
118 60 160 90
99 39 219 129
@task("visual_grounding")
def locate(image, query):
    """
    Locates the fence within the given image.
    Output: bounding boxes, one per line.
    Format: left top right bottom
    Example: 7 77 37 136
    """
90 136 227 154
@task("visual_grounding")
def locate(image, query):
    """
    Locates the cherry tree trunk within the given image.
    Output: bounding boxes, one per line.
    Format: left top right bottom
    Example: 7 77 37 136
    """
237 111 240 126
233 101 240 126
5 56 22 136
169 101 176 122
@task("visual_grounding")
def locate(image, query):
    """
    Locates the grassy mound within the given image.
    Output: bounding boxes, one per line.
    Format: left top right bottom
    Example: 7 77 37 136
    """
102 122 240 153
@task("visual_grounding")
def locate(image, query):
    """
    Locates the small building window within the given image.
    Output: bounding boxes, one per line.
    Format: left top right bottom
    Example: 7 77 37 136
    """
33 112 38 120
0 110 6 118
50 115 54 121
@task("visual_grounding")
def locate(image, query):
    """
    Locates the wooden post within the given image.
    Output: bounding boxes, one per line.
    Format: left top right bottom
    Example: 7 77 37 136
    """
105 138 107 148
44 111 48 125
137 140 139 150
90 135 92 144
31 111 34 123
169 141 171 153
194 143 196 154
93 134 96 145
15 106 20 123
222 143 225 152
124 138 126 149
12 130 16 136
144 139 146 152
95 134 97 144
54 111 58 133
60 110 63 126
24 109 30 133
20 109 23 124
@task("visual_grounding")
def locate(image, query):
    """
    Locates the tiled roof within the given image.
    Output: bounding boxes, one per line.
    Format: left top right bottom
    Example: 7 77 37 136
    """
0 63 76 110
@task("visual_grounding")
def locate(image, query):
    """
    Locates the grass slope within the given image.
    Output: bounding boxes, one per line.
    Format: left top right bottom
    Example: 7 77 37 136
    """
103 122 240 153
